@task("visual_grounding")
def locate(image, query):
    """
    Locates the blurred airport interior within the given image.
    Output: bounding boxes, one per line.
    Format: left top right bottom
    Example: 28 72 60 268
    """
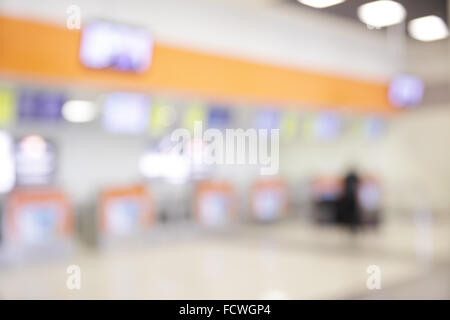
0 0 449 299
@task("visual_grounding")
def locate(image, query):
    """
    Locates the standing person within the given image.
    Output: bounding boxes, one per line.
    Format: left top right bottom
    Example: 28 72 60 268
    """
341 169 361 233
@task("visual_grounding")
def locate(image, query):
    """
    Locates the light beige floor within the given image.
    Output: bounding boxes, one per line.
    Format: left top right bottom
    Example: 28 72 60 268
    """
0 217 448 299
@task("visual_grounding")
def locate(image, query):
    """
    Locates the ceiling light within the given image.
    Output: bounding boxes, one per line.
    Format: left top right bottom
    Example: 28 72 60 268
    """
408 15 449 42
62 100 98 123
358 0 406 28
298 0 346 9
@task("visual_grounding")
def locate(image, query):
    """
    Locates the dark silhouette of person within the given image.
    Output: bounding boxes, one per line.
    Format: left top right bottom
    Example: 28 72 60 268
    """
339 169 361 232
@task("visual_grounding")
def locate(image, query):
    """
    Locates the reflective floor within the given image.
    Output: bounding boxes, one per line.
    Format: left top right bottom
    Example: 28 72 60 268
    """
0 215 448 299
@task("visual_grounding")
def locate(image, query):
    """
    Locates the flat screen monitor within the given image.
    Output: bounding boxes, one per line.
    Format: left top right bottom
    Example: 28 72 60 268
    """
208 106 232 129
18 89 65 122
315 113 341 141
102 93 150 134
388 74 424 108
254 109 280 130
15 135 56 185
79 20 153 73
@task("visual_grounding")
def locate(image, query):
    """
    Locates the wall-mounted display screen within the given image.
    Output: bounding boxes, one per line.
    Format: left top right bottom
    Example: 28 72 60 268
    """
365 116 385 139
18 89 65 122
254 109 280 130
79 20 153 73
208 106 232 129
315 113 341 141
15 135 56 185
388 74 424 108
102 93 150 134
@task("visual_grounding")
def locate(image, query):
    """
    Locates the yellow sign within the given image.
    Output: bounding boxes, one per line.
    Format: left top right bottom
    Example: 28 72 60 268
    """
150 100 176 135
0 88 15 127
302 114 315 139
280 111 298 140
184 102 205 132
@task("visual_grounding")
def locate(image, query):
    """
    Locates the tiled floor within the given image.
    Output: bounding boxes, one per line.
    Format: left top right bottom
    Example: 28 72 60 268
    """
0 217 448 299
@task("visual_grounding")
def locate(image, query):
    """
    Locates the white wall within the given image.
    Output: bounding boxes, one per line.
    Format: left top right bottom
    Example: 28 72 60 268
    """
381 106 450 212
281 105 450 213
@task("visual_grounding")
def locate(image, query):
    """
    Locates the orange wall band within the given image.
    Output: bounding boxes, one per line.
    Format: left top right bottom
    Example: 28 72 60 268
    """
0 15 393 113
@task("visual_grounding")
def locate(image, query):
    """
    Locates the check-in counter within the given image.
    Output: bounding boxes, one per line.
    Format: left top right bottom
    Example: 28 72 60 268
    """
1 187 73 262
80 184 154 248
250 178 287 223
194 181 235 228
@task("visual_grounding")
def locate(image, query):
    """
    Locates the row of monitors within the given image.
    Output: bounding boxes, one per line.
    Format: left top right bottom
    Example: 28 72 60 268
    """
0 87 386 140
79 20 423 109
0 179 288 248
78 20 424 109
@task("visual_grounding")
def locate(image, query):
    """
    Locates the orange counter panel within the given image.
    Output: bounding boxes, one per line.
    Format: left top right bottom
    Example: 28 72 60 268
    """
0 15 393 112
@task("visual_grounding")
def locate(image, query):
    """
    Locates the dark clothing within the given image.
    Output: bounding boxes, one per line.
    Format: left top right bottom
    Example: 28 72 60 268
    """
338 172 360 231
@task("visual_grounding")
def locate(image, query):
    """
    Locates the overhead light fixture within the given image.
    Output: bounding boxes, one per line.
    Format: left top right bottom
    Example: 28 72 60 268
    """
358 0 406 28
298 0 346 9
408 15 449 42
62 100 98 123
